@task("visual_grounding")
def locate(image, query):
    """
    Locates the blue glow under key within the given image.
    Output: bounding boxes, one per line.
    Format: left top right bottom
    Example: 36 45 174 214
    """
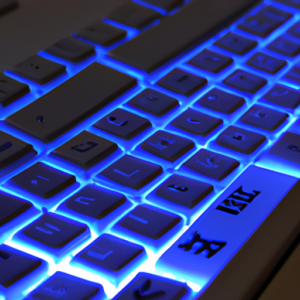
156 165 299 286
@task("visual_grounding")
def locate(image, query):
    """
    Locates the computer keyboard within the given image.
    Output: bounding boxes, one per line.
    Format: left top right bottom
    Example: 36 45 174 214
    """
1 0 300 299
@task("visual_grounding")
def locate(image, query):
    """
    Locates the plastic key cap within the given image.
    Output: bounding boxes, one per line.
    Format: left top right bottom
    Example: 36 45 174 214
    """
10 55 66 85
283 65 300 85
0 73 30 107
275 0 300 9
267 37 300 57
6 63 136 143
10 162 76 199
287 22 300 38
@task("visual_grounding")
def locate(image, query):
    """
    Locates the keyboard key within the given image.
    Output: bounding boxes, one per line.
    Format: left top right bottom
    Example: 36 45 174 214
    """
275 0 300 9
171 108 223 136
93 108 151 140
0 73 30 107
106 3 161 29
157 69 207 96
183 148 239 180
238 6 292 37
262 84 300 109
140 130 195 162
6 63 136 143
128 88 179 117
283 65 300 85
224 70 267 94
247 52 286 74
188 49 233 73
99 155 162 190
51 130 118 169
45 37 95 62
24 271 105 300
216 125 266 154
240 105 288 131
267 37 300 57
214 32 257 55
287 21 300 38
75 21 126 47
0 131 36 170
10 55 66 85
197 88 245 114
10 162 76 199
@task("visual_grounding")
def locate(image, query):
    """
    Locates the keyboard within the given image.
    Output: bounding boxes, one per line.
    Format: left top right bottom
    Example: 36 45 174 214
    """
1 0 300 299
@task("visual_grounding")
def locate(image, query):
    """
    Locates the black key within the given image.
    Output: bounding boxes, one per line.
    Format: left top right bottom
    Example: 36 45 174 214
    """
142 0 184 11
75 21 126 47
10 55 66 85
106 3 161 29
0 244 43 288
216 125 266 154
115 204 181 240
128 88 178 117
214 32 257 55
283 65 300 85
155 174 213 209
240 105 288 131
93 108 151 140
171 108 223 136
287 22 300 38
157 69 207 96
0 131 36 170
0 191 32 227
10 162 76 199
51 130 118 169
188 49 233 73
24 272 103 300
263 84 300 109
183 148 239 180
267 37 300 57
0 73 30 107
197 88 245 114
275 0 300 9
109 0 261 72
224 70 267 94
140 130 194 162
0 0 18 16
6 63 136 143
238 6 292 37
45 37 95 62
59 184 126 220
99 155 162 190
247 52 286 74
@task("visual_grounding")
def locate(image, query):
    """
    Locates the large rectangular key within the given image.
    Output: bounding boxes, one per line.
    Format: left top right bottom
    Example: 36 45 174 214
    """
156 165 300 298
6 63 136 143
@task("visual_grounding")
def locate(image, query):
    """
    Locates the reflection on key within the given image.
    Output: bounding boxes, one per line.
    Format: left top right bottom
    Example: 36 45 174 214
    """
88 247 113 260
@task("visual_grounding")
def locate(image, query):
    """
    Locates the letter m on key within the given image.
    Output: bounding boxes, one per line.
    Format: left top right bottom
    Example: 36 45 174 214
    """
216 186 261 215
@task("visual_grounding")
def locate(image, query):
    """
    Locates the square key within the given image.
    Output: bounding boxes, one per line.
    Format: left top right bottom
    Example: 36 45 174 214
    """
188 49 233 73
171 108 223 136
197 88 245 115
140 130 195 162
128 88 179 117
51 131 118 169
157 69 207 96
268 37 300 57
0 73 30 107
214 32 257 55
45 37 95 62
283 65 300 85
240 105 288 131
99 155 162 190
247 52 286 74
155 174 213 209
287 22 300 38
11 55 66 85
183 149 239 180
93 108 151 140
224 70 267 94
10 162 76 199
216 126 266 155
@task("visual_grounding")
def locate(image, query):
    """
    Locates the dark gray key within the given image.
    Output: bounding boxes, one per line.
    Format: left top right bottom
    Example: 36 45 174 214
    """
75 21 126 47
45 37 95 62
106 2 161 29
51 130 118 169
183 148 239 180
109 0 260 72
0 0 18 16
0 73 30 107
275 0 300 8
6 63 136 143
283 65 300 85
11 162 76 198
10 55 66 85
142 0 184 11
267 37 300 57
0 131 35 169
216 126 266 154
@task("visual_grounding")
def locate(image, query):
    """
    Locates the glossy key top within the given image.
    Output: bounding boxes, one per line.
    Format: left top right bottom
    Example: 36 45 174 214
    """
268 37 300 57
